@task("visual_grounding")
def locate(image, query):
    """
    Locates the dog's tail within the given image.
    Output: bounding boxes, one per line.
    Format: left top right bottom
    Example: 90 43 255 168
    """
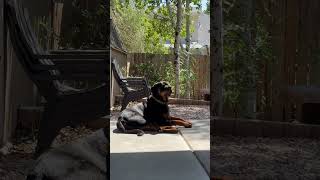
116 118 145 136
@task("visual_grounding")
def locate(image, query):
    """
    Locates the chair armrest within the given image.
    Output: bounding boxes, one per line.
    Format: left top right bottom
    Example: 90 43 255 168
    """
125 77 150 88
122 79 146 84
51 59 108 64
49 49 109 55
124 79 148 88
33 59 108 71
36 53 107 60
58 83 108 97
34 73 108 81
125 77 145 80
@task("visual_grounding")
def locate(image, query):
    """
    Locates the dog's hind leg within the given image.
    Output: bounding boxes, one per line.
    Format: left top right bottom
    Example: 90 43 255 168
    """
116 119 145 136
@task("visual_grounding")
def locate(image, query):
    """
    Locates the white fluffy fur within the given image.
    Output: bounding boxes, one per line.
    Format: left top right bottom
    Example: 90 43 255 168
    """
120 102 146 124
29 129 107 180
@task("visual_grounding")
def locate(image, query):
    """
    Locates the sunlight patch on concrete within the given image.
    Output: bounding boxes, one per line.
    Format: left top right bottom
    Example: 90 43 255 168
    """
110 121 190 153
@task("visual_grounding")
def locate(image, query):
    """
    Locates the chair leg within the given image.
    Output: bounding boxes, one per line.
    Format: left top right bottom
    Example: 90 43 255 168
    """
121 97 129 111
34 104 64 158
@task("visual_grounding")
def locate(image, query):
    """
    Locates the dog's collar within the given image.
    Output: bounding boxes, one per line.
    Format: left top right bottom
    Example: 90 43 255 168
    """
150 95 168 105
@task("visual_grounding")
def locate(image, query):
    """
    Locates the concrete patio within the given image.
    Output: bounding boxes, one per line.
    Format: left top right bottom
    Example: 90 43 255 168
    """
179 119 210 173
110 118 210 180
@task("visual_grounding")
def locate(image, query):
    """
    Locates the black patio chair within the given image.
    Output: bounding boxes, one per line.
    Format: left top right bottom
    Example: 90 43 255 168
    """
5 0 110 157
111 59 150 111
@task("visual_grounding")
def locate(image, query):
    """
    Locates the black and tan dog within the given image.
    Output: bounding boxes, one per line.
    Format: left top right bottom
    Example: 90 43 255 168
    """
143 81 192 133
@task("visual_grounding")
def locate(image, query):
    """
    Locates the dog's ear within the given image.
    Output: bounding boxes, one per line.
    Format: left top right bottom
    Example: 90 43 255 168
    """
151 82 162 96
162 82 172 94
150 86 157 96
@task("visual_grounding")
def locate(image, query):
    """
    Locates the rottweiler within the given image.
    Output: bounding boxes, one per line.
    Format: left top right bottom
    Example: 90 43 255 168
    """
143 81 192 133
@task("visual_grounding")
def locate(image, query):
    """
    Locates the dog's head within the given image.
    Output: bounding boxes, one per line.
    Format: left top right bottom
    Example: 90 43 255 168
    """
151 81 172 102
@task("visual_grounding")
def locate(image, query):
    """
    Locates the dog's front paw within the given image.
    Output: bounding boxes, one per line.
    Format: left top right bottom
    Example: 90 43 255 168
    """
184 121 192 128
160 127 179 134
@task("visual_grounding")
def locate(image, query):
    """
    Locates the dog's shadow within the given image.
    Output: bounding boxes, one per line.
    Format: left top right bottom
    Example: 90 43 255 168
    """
112 129 160 136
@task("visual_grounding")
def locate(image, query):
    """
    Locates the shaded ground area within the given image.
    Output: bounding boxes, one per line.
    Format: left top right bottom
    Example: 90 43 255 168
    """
0 126 94 180
180 119 210 173
211 136 320 180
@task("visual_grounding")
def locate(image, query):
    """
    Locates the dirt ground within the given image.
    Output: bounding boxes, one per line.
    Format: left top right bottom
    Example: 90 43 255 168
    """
211 136 320 180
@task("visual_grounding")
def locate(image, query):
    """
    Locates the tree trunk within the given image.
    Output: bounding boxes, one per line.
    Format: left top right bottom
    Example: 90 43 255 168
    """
166 0 185 53
174 0 182 98
211 0 224 116
185 0 191 99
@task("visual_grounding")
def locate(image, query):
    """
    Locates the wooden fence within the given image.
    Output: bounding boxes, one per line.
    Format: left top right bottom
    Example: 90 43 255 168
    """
127 53 210 100
0 0 49 147
261 0 320 122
